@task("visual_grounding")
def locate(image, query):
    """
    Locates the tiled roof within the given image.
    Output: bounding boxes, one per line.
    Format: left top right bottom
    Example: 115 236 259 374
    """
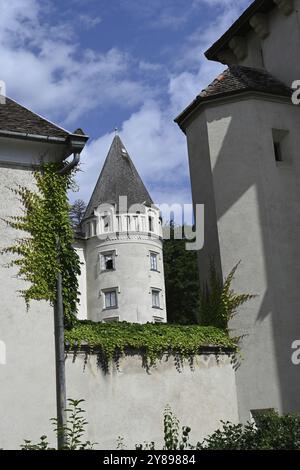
0 96 69 139
175 65 291 126
84 135 153 219
199 65 291 98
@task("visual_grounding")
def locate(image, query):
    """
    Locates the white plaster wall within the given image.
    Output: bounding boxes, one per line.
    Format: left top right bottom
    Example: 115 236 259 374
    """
65 352 238 450
0 165 56 450
74 243 88 320
185 96 300 421
85 235 167 323
0 138 69 449
0 136 66 167
261 2 300 86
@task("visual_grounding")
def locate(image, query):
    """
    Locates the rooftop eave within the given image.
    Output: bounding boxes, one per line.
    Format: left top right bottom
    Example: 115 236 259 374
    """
0 128 89 158
205 0 275 62
174 89 292 133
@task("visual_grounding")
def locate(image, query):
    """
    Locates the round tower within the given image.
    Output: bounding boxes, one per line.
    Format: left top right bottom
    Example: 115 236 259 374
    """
78 136 167 324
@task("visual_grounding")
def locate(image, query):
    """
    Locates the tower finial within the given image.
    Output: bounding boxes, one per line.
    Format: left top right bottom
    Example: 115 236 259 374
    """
114 127 118 136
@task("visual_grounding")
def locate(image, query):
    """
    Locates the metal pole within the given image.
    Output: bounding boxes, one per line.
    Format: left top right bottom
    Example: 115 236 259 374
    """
53 151 83 449
54 241 67 449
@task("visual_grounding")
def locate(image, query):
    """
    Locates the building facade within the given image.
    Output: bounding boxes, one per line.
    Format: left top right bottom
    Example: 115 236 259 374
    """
175 0 300 421
0 98 235 450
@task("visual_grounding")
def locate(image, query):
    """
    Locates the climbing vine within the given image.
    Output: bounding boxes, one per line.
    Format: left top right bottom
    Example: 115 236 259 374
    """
2 162 81 328
65 321 237 368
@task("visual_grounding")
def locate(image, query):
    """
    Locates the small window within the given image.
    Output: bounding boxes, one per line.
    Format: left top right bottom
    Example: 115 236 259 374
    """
150 252 158 271
102 251 115 271
100 251 115 271
104 290 117 309
273 142 282 162
148 216 154 232
272 128 289 164
152 289 160 308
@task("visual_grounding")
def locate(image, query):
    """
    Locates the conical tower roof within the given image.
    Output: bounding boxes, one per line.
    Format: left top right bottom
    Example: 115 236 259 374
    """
84 135 153 219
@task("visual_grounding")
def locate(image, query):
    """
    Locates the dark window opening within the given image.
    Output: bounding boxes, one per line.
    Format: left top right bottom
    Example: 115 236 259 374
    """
105 258 114 270
274 142 282 162
148 216 154 232
101 252 115 271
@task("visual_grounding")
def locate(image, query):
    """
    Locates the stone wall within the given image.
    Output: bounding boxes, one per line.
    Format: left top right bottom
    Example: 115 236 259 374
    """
65 350 239 450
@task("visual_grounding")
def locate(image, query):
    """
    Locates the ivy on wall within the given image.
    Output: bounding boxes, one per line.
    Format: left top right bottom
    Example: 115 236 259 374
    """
2 163 81 328
65 321 237 368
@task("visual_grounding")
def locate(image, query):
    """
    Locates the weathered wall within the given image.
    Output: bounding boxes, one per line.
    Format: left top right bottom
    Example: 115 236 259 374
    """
65 352 238 450
185 95 300 421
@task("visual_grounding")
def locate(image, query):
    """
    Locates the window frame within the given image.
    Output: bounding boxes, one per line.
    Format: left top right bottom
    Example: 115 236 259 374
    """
150 251 158 271
100 250 116 272
151 288 161 309
103 288 118 310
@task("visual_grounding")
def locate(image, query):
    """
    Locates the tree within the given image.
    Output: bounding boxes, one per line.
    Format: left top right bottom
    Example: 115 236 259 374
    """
163 223 200 324
69 199 86 230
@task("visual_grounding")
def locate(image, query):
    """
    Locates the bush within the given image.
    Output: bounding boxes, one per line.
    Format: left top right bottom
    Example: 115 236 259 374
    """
136 408 300 450
199 262 255 329
21 399 96 450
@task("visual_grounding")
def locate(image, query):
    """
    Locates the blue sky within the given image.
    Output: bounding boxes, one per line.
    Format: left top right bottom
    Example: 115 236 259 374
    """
0 0 252 218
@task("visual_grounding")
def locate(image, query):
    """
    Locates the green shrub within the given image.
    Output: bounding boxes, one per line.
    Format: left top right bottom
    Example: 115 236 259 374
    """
136 407 300 450
21 399 96 450
199 262 256 329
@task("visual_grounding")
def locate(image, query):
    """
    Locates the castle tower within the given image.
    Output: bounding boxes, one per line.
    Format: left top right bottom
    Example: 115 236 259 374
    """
76 135 167 324
175 1 300 420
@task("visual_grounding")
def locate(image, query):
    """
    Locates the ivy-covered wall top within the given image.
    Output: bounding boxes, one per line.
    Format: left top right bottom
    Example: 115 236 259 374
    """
65 321 237 369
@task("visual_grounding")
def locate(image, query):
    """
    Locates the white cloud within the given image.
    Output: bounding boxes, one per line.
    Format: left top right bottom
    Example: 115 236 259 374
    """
78 14 102 29
0 0 155 124
73 0 251 213
75 100 191 205
1 0 252 214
